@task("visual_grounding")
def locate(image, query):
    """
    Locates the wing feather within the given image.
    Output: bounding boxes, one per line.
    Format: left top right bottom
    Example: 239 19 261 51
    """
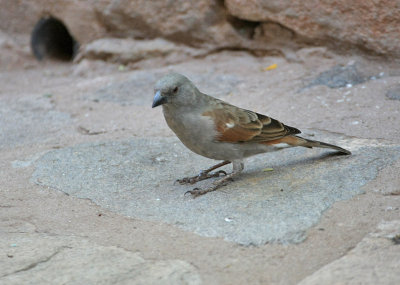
202 103 300 144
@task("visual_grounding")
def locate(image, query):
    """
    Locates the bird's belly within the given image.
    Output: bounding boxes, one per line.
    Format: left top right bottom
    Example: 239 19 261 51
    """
179 139 275 161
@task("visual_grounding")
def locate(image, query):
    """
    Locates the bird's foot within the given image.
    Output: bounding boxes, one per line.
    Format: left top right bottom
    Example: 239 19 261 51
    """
185 186 219 197
184 173 236 197
176 170 227 185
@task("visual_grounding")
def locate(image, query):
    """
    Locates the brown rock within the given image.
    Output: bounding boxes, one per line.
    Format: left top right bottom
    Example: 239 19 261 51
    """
97 0 242 48
0 232 202 285
0 30 32 68
226 0 400 56
2 0 400 59
0 0 106 44
0 0 245 50
298 220 400 285
81 38 208 64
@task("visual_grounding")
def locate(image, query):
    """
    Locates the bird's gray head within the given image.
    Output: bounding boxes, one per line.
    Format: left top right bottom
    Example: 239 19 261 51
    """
152 73 198 108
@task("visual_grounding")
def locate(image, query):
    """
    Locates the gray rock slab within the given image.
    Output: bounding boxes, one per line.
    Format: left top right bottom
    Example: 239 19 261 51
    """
0 232 201 285
89 71 240 106
0 95 71 149
386 84 400 100
30 133 400 245
366 158 400 196
298 220 400 285
305 64 378 89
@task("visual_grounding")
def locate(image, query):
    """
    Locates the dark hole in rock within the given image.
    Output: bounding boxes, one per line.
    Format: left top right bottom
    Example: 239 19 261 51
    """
31 16 79 61
227 15 259 40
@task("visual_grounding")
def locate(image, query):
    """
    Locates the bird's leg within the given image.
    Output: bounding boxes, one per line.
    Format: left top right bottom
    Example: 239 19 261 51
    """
176 160 231 185
185 160 244 197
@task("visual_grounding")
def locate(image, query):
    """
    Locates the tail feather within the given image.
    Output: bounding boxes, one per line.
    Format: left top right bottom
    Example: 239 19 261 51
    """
293 135 351 155
270 135 351 155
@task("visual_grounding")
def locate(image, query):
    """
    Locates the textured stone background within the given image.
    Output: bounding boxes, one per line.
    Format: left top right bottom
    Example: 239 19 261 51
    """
1 1 400 284
2 0 400 57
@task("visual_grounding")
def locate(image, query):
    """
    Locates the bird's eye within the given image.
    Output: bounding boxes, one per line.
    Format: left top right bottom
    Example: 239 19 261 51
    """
173 86 178 93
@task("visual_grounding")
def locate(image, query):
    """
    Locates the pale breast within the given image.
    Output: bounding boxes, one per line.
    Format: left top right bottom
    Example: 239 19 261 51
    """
163 106 219 158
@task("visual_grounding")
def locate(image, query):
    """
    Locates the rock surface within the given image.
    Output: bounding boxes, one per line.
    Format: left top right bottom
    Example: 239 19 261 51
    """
386 84 400 101
88 70 241 106
1 45 400 284
97 0 242 48
298 220 400 285
81 38 207 65
2 0 400 57
226 0 400 56
0 95 71 149
305 64 370 89
0 232 201 285
30 136 400 245
0 0 106 44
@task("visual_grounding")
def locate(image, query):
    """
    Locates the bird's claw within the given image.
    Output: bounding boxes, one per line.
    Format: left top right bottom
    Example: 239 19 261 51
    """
211 170 227 177
184 187 214 198
176 170 227 185
213 175 234 185
184 184 223 197
184 188 201 197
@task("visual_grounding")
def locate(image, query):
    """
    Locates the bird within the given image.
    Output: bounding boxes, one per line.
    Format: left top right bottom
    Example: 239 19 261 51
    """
152 73 351 197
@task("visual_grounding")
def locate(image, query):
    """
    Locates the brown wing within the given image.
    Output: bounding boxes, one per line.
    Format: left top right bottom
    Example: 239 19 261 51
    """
202 103 300 144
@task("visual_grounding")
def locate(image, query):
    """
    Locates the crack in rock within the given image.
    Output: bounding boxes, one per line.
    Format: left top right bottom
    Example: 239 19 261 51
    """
1 246 69 278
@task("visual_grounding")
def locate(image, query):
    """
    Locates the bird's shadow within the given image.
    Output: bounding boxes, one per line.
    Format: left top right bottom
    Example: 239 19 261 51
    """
243 150 352 178
177 150 353 194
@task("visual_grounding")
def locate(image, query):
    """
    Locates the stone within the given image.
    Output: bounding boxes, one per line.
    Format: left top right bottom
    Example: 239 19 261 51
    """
306 64 368 89
30 133 400 245
0 233 201 285
89 71 241 106
0 30 31 68
367 159 400 196
0 95 71 149
97 0 241 48
298 220 400 285
226 0 400 57
82 38 207 65
0 0 249 56
386 85 400 101
2 0 400 58
89 70 162 106
0 0 106 44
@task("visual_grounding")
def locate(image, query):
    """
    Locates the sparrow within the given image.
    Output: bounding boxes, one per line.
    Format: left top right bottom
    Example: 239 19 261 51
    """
152 73 351 197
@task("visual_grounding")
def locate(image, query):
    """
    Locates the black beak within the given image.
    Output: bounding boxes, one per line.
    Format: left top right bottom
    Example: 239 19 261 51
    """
152 91 167 108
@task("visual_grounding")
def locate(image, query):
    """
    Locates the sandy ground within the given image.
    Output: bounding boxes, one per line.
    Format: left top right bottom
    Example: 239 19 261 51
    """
1 45 400 284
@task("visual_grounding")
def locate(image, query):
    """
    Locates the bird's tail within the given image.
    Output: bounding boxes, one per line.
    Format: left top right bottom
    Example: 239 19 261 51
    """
269 135 351 155
291 135 351 155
